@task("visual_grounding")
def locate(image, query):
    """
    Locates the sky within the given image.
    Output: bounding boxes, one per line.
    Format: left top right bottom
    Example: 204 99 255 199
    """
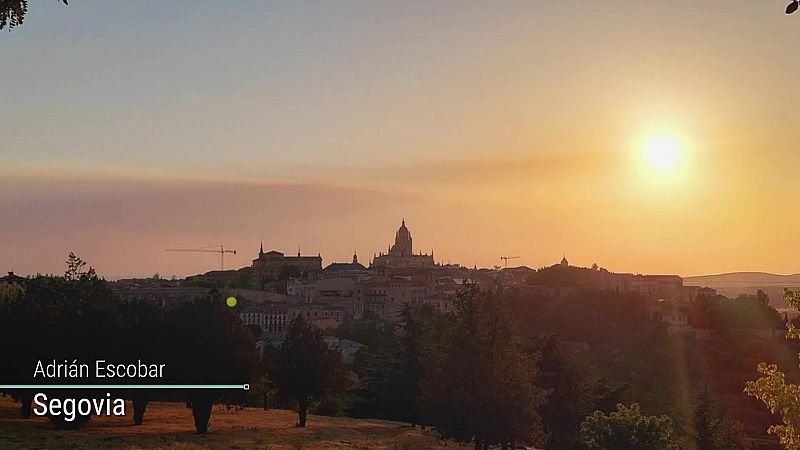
2 0 799 278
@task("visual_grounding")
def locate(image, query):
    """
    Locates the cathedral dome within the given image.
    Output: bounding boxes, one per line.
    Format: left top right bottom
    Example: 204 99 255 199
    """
396 219 411 241
391 219 413 257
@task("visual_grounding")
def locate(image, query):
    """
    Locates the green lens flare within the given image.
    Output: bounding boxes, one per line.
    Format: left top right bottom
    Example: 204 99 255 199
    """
226 296 237 307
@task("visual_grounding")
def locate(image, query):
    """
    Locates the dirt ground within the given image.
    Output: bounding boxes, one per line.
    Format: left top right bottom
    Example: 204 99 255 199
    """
0 395 464 449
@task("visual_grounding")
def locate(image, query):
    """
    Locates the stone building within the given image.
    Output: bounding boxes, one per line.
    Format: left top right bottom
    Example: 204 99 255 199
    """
250 241 322 280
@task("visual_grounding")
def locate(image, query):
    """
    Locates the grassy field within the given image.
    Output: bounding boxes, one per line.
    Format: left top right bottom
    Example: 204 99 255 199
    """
0 396 464 449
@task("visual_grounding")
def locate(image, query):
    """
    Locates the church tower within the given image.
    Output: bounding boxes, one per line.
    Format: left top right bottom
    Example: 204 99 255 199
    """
391 219 413 257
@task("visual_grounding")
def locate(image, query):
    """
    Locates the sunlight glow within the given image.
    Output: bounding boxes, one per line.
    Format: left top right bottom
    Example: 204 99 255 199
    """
644 135 682 172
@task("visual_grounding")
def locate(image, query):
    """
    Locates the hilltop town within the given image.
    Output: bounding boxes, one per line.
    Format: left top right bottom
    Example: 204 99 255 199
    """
103 219 747 349
2 222 794 448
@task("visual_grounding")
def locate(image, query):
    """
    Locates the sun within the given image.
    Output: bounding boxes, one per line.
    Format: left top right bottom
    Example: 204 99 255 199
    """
631 128 694 192
643 135 683 172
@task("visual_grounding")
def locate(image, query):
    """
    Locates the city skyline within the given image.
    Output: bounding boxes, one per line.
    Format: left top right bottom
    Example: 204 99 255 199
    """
3 1 800 277
2 211 796 279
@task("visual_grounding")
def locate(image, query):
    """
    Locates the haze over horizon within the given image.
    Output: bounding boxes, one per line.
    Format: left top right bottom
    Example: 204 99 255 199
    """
2 1 799 277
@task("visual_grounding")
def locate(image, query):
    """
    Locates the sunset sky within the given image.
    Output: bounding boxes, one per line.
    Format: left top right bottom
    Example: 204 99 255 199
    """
2 0 799 277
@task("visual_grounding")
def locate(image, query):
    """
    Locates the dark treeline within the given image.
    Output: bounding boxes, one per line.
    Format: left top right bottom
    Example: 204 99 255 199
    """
0 253 347 434
503 279 797 449
0 253 261 432
334 276 793 449
1 254 796 449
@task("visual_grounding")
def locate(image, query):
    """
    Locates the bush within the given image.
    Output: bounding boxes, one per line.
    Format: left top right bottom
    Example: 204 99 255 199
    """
312 394 347 417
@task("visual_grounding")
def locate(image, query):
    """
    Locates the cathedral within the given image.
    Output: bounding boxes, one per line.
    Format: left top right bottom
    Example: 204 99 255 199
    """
371 220 435 268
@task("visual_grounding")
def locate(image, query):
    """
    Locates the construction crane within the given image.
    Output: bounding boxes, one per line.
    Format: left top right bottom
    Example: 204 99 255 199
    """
500 256 520 269
165 245 237 272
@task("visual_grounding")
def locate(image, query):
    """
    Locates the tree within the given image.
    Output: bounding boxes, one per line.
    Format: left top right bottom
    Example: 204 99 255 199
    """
533 336 624 449
336 315 395 351
420 285 545 449
0 254 262 433
350 304 443 424
0 0 28 30
693 386 745 450
392 304 435 426
0 280 26 415
689 292 782 330
1 0 68 30
579 403 679 450
167 292 261 433
228 272 253 290
0 281 24 311
272 315 347 427
695 386 717 450
745 289 800 449
349 345 403 418
0 253 125 429
64 251 87 280
118 298 168 426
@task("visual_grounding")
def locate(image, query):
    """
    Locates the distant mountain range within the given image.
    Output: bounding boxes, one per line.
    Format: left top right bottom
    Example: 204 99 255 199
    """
685 272 800 307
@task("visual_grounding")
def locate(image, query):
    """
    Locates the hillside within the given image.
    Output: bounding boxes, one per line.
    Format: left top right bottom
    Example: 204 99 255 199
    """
685 272 800 307
0 396 465 450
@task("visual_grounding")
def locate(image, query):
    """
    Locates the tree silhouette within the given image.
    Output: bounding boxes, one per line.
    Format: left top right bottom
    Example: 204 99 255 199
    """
167 293 261 433
272 315 347 427
695 387 716 450
391 304 433 427
0 253 125 429
420 285 545 449
533 335 623 449
0 254 262 433
351 304 443 424
0 0 67 31
693 386 746 450
119 298 168 426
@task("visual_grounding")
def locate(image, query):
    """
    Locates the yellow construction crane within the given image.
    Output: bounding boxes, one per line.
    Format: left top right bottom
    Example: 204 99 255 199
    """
500 256 520 269
165 245 237 272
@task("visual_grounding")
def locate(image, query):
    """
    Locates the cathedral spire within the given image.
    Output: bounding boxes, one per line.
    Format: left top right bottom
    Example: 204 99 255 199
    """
259 240 264 256
353 249 358 264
